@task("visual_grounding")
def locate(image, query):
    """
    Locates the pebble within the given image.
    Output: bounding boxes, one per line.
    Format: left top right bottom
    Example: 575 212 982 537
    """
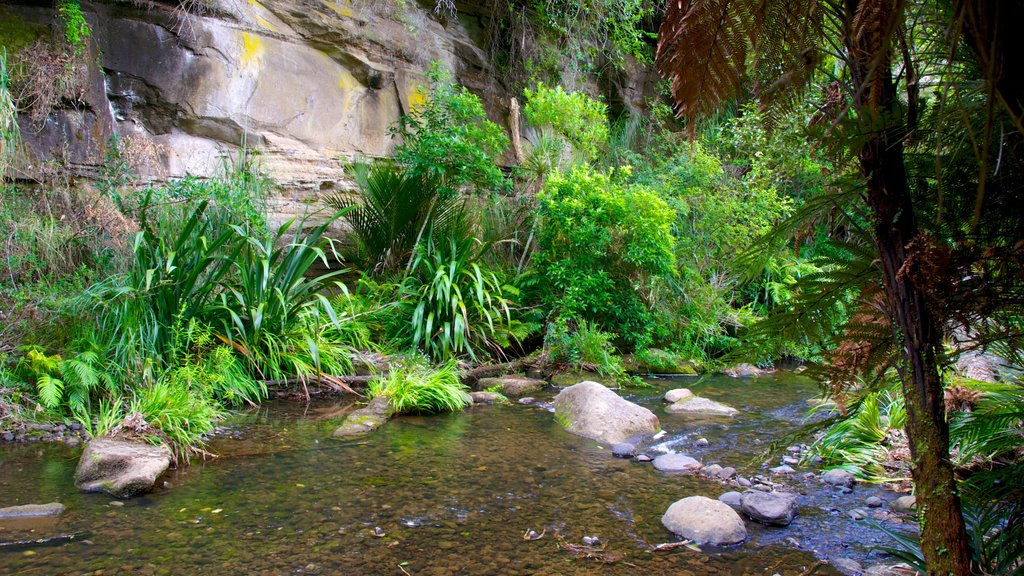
611 443 636 459
719 466 737 479
518 397 535 405
782 456 799 465
1 432 14 442
694 437 709 447
635 454 653 463
581 536 600 546
848 508 869 520
737 476 752 487
109 501 125 507
770 465 795 475
865 496 883 508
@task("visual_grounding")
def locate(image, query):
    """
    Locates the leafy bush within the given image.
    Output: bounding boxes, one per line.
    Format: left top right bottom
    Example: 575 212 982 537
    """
18 338 117 416
130 379 224 462
325 161 458 275
390 63 509 193
523 83 609 162
368 359 471 414
535 165 675 348
544 317 625 378
403 227 515 361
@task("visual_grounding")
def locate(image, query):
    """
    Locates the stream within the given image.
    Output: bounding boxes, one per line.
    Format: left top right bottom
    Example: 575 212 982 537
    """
0 373 916 575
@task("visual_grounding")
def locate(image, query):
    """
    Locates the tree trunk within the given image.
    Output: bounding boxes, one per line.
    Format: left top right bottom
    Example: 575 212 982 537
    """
848 1 973 570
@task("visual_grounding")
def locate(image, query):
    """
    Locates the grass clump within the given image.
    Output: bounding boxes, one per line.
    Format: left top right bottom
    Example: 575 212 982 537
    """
368 359 471 415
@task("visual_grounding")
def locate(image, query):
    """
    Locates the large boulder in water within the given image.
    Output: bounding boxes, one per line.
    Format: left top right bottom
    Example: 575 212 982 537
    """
332 396 394 437
552 381 660 445
661 496 747 545
739 490 799 526
74 437 172 498
665 397 739 417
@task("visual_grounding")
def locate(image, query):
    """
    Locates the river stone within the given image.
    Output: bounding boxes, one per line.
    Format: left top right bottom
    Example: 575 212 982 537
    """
739 490 799 526
477 375 544 397
722 363 775 378
74 437 172 498
332 397 394 437
822 469 856 487
701 464 724 478
0 503 65 518
664 388 694 403
865 496 883 508
719 467 737 480
718 491 743 509
611 443 636 458
665 397 739 417
661 496 747 545
891 495 916 513
469 391 504 404
770 465 796 475
552 381 660 445
832 557 863 576
652 453 703 473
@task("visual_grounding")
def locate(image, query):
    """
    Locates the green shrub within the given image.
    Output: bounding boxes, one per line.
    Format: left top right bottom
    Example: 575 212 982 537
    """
17 337 118 416
535 165 675 348
368 359 471 414
544 317 625 378
390 63 509 193
523 83 609 162
130 379 224 462
403 227 515 361
325 161 458 275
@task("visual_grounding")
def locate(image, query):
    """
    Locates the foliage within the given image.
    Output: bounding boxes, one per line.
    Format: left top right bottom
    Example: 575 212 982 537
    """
130 378 224 461
368 359 471 414
210 216 353 381
0 49 18 182
522 83 608 162
57 0 90 51
390 63 509 193
325 161 457 275
17 338 117 416
403 226 516 361
544 318 625 378
535 165 675 348
805 387 909 482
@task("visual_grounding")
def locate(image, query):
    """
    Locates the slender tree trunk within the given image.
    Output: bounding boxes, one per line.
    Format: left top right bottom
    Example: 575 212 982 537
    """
847 1 972 571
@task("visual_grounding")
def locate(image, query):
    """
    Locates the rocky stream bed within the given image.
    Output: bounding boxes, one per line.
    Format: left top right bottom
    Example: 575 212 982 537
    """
0 373 918 575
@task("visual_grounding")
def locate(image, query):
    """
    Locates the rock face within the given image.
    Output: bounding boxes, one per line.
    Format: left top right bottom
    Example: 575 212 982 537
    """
4 1 659 230
477 376 544 397
664 388 694 403
661 496 747 546
332 396 395 437
665 397 739 417
74 437 173 498
552 381 660 445
652 453 703 473
739 490 799 526
0 503 65 518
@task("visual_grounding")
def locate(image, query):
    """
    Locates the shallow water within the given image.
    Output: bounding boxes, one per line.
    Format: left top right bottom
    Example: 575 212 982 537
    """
0 374 913 575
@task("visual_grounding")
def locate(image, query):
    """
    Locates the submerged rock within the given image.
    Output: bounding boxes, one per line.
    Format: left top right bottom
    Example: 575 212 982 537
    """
653 453 703 473
75 437 172 498
469 391 504 405
665 397 739 417
822 469 856 488
722 363 775 378
552 381 660 445
611 443 636 458
831 557 863 576
0 503 64 518
661 496 747 545
663 388 694 403
739 490 799 526
332 397 394 438
770 465 796 475
477 375 545 397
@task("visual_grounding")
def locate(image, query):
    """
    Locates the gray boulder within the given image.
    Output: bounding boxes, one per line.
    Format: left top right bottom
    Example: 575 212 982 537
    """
74 437 172 498
661 496 747 545
892 495 916 513
552 381 660 445
665 397 739 417
739 490 799 526
722 363 775 378
0 503 64 518
822 469 856 487
478 375 545 397
718 491 743 509
664 388 694 403
332 396 395 437
652 453 703 473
